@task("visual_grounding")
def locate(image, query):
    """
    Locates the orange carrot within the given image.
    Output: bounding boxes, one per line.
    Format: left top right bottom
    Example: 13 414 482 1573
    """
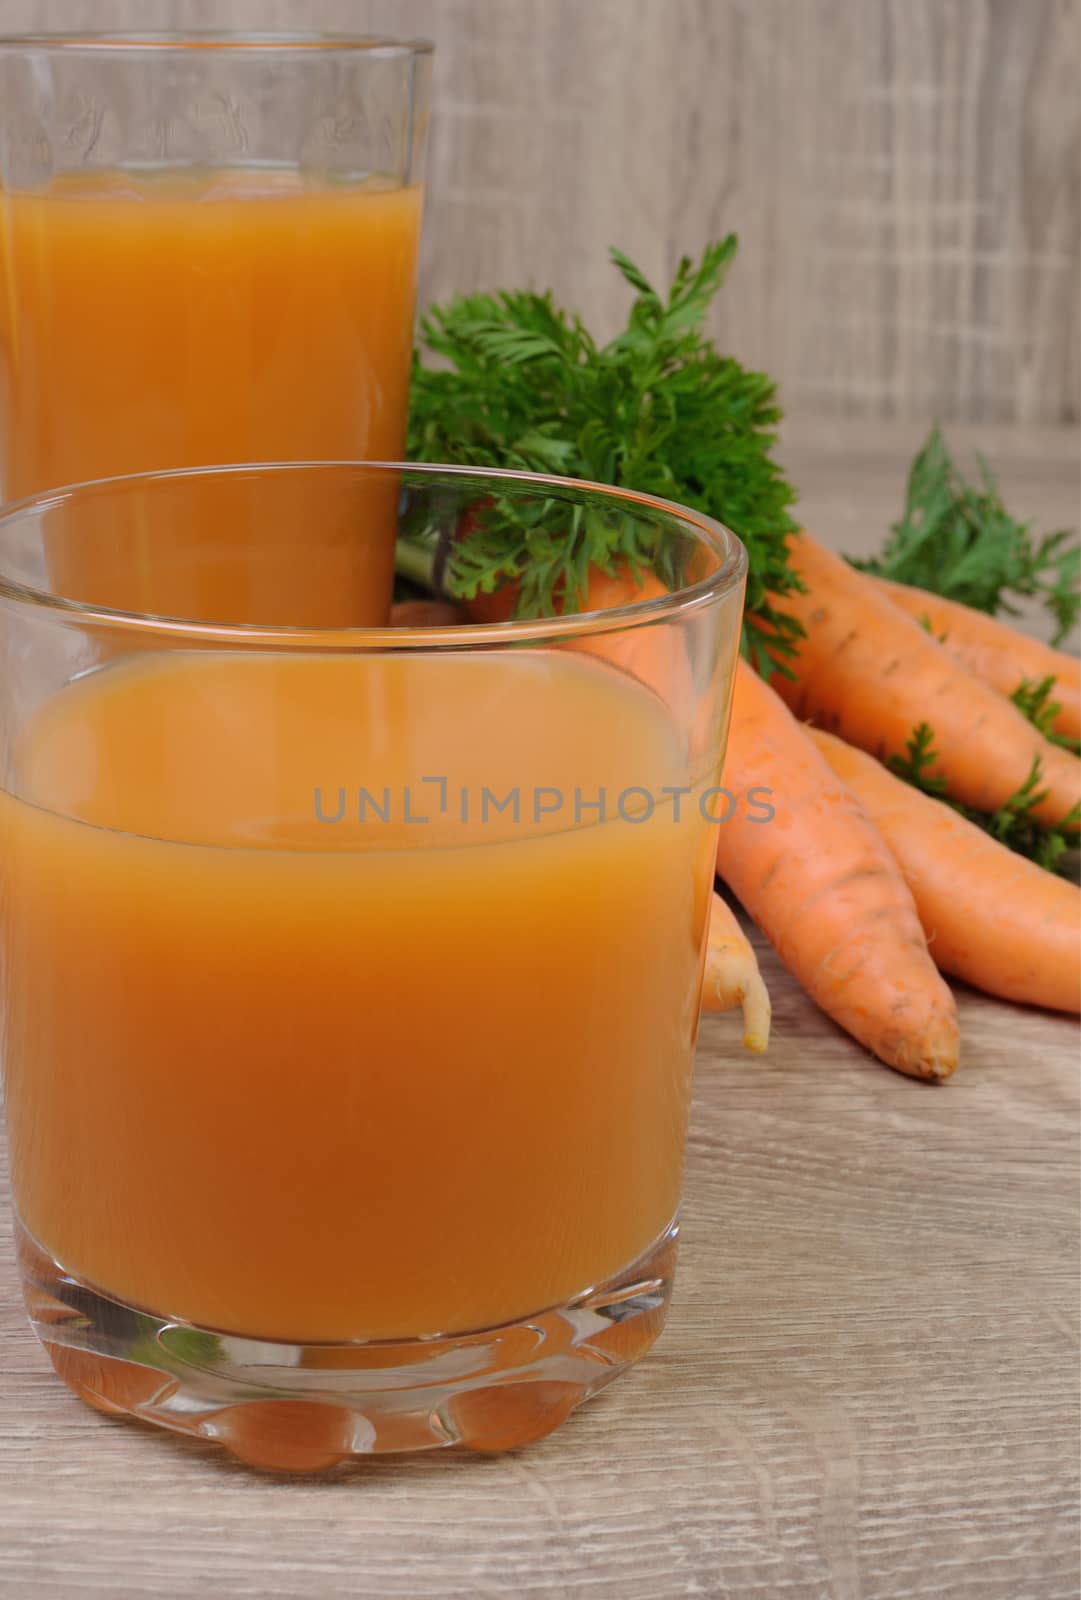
466 563 697 721
769 532 1081 829
464 561 667 625
700 892 772 1052
869 576 1081 741
716 661 960 1080
809 727 1081 1014
389 599 468 627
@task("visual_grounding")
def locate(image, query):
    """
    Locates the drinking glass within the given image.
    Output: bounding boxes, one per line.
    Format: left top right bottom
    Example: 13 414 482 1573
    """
0 32 431 625
0 463 746 1470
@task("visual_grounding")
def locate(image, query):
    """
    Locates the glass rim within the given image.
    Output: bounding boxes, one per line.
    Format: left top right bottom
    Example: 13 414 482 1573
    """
0 32 435 58
0 461 747 650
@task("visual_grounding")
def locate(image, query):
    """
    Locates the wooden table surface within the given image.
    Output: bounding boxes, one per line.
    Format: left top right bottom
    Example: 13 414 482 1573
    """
1 422 1078 1599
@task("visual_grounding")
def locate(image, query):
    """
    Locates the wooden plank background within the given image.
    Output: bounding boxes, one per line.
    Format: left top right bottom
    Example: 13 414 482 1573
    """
2 0 1078 426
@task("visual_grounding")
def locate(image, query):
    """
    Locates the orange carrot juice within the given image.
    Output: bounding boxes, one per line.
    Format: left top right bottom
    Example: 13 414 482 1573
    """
2 648 715 1343
0 174 422 621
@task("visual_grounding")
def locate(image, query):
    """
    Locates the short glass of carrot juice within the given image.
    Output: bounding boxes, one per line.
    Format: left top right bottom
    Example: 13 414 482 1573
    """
0 463 746 1470
0 32 430 625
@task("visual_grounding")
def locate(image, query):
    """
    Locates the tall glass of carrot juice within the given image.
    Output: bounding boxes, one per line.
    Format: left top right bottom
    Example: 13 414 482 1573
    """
0 463 747 1469
0 33 430 625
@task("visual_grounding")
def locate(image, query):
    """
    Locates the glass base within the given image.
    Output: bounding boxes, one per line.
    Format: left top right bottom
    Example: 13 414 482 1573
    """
16 1218 677 1471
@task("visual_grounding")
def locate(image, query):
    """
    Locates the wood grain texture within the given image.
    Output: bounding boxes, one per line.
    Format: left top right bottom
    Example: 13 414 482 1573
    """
3 0 1079 424
0 422 1078 1599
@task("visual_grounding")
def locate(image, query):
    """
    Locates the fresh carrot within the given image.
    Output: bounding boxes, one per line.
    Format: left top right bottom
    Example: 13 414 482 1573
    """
465 562 697 722
769 532 1081 829
389 599 468 627
700 892 772 1052
809 727 1081 1013
716 660 960 1080
869 576 1081 741
464 561 666 625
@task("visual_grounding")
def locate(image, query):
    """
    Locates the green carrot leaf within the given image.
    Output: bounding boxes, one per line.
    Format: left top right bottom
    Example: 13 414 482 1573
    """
406 238 801 665
887 723 949 795
1010 675 1081 755
853 424 1080 645
891 720 1080 876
